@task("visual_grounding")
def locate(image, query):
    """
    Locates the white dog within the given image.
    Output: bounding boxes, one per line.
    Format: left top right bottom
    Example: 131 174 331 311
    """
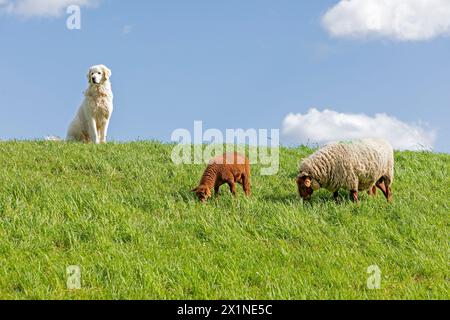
67 65 114 144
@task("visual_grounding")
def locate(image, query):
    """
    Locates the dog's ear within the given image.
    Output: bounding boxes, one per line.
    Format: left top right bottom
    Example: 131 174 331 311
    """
101 65 112 80
86 69 91 83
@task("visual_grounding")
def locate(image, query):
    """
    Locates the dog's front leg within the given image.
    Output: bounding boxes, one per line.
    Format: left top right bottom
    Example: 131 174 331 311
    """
100 119 110 144
88 118 100 144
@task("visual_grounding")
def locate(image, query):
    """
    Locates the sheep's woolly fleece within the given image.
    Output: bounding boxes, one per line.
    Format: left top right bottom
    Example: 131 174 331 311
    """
299 138 394 193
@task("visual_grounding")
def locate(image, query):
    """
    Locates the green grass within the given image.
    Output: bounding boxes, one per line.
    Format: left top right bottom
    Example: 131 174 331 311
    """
0 141 448 300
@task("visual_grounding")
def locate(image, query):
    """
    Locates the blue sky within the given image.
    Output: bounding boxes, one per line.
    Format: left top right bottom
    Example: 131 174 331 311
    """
0 0 449 152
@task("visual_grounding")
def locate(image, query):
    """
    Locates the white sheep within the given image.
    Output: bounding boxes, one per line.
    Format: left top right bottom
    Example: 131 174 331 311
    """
296 138 394 203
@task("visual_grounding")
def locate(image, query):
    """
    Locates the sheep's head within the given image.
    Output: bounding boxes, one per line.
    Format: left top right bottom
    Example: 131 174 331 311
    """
296 173 314 200
192 185 212 203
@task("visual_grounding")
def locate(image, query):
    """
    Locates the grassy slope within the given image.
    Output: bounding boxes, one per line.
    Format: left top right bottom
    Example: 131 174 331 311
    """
0 141 448 300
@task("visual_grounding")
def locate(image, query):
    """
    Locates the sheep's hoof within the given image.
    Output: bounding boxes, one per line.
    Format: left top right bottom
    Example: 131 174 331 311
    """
350 191 359 204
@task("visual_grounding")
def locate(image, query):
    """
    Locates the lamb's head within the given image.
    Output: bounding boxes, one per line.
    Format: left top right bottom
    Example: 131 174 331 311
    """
192 185 212 203
297 173 314 200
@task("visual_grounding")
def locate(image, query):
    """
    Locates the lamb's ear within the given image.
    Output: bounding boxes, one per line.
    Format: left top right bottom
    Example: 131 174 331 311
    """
101 65 112 80
304 177 312 188
297 174 311 187
301 172 310 178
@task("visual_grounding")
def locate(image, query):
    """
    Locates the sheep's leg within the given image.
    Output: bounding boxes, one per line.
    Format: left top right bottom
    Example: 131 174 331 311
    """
376 181 387 194
384 177 393 203
333 191 340 202
386 186 393 203
351 190 359 203
376 179 391 202
347 174 359 203
368 185 377 197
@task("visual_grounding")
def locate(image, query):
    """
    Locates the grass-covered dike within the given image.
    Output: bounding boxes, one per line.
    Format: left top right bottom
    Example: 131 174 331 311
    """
0 141 448 299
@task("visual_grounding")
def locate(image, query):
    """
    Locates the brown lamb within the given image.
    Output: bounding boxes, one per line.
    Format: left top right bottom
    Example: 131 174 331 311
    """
192 152 251 202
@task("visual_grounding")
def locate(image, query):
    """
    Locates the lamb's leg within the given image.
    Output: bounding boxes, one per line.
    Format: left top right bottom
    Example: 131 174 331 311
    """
368 185 377 197
351 190 359 203
384 177 393 203
333 191 339 202
376 178 391 202
347 174 359 203
386 185 393 203
376 181 387 193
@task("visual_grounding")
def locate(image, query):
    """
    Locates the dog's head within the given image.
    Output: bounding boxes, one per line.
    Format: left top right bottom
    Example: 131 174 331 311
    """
192 185 212 203
87 65 112 85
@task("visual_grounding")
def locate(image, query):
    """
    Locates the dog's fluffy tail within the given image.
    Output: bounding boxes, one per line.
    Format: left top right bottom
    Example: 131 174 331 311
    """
45 136 63 142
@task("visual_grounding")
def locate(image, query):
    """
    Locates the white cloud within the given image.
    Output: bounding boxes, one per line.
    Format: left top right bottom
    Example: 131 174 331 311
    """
122 25 133 35
322 0 450 41
0 0 100 18
282 109 436 151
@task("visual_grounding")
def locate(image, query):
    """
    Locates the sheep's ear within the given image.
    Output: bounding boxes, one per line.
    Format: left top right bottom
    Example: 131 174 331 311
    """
304 178 312 188
297 174 312 187
300 172 310 178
